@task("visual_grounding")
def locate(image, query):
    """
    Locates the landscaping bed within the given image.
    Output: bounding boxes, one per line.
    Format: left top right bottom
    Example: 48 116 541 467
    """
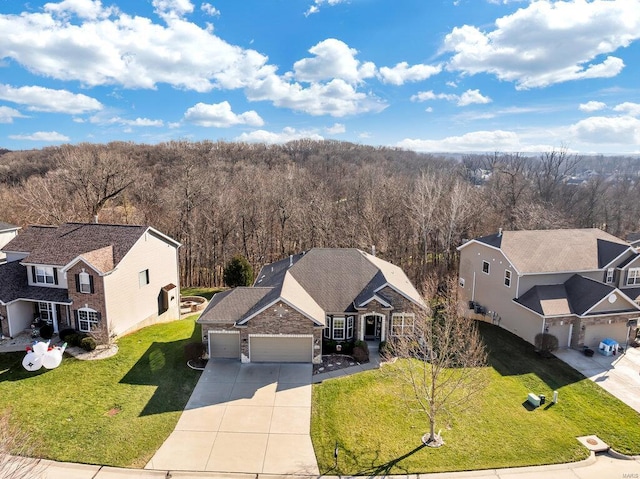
311 322 640 475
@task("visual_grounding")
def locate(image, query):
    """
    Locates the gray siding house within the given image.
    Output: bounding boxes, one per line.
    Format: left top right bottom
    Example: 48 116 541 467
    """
0 223 181 342
198 248 425 363
458 229 640 349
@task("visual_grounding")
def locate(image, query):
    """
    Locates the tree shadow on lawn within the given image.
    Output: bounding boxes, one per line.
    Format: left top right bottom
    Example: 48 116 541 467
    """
479 322 585 390
346 443 427 477
119 335 202 417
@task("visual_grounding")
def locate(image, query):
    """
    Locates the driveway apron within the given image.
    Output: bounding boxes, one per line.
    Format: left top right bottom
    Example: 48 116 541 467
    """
145 360 318 475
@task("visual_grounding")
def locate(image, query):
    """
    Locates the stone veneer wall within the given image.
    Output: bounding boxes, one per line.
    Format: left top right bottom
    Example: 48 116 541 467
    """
0 304 8 337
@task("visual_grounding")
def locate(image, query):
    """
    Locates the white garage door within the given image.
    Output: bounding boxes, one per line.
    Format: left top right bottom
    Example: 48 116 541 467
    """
208 331 240 359
250 335 312 363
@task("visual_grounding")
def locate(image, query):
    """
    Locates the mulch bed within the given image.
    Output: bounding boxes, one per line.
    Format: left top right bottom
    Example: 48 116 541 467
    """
313 353 360 375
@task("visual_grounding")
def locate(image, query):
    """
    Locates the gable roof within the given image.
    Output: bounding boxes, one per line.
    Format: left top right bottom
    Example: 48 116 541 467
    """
515 274 639 317
199 288 273 324
2 223 178 273
469 229 630 274
200 248 424 327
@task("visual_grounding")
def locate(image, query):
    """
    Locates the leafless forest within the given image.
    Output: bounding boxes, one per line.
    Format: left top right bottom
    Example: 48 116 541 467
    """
1 141 639 287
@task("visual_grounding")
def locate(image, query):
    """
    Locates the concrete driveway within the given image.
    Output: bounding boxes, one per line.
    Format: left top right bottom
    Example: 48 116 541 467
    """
554 346 640 413
145 360 318 475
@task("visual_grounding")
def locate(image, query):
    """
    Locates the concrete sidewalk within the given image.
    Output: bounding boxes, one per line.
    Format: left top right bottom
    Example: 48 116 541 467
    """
18 450 640 478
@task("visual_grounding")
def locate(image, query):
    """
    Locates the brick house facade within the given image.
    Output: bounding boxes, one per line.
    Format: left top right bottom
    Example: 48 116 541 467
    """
198 248 425 363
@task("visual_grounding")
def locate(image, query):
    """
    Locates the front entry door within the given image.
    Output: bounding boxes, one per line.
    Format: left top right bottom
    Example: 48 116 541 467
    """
364 315 381 340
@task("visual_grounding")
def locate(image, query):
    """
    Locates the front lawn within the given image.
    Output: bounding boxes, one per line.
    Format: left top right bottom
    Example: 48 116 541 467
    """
0 317 202 468
311 322 640 475
181 286 224 301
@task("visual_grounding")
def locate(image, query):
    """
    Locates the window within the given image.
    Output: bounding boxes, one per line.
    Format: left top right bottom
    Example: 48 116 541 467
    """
391 313 415 337
346 316 354 340
139 269 150 287
38 302 53 324
504 270 512 287
78 308 99 332
35 266 55 284
606 268 615 284
79 272 91 293
333 317 345 340
482 261 490 275
628 268 640 285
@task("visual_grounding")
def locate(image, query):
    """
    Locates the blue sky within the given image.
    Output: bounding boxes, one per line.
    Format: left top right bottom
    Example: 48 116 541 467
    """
1 0 639 154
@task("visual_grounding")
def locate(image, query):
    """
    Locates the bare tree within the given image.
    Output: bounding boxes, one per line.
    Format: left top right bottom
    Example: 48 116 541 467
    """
56 144 136 221
0 409 44 479
384 276 487 447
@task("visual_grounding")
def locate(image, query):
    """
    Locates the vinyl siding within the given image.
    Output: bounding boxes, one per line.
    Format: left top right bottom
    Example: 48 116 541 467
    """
103 231 180 336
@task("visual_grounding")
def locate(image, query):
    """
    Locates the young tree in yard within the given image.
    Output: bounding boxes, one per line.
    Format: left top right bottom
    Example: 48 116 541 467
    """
223 255 254 287
385 276 487 447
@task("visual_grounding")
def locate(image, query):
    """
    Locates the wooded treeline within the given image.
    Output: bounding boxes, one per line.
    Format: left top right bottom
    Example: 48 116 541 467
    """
1 140 639 287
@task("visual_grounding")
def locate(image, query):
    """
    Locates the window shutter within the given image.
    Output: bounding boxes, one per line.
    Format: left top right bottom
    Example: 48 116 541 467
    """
75 274 80 293
603 271 608 283
73 309 78 329
624 270 629 285
53 268 58 285
89 275 94 294
96 312 102 322
31 266 36 283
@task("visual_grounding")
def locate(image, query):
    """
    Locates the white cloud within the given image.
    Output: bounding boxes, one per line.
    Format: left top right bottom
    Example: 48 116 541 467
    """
442 0 640 89
579 101 607 112
325 123 345 134
411 88 491 106
304 0 347 16
425 107 433 113
183 101 264 127
613 102 640 117
378 62 442 85
358 132 372 139
44 0 117 20
247 76 386 117
570 115 640 144
0 9 384 118
457 89 492 106
0 84 102 114
293 39 375 85
236 127 323 144
152 0 194 17
446 81 458 88
201 3 220 16
9 131 70 141
398 130 552 152
0 106 26 123
89 114 164 127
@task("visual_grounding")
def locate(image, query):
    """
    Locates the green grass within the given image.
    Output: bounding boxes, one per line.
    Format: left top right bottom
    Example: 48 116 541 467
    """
0 317 202 468
181 286 225 301
311 322 640 475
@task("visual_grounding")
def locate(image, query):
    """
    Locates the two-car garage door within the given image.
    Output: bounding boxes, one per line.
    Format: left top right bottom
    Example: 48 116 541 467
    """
250 335 312 363
208 331 313 362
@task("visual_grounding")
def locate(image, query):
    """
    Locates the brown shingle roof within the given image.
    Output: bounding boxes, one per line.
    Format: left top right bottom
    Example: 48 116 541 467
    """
478 229 630 274
3 223 147 271
0 261 71 304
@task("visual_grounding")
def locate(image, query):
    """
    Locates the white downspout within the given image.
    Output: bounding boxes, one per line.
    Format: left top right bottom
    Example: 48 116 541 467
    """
568 323 573 348
472 272 476 302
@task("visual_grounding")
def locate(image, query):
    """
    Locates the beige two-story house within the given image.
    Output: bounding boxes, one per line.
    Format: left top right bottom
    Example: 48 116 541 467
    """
198 248 425 363
458 229 640 350
0 222 181 342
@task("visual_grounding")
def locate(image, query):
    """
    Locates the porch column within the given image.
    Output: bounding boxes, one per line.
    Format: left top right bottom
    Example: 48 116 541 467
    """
359 315 365 341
